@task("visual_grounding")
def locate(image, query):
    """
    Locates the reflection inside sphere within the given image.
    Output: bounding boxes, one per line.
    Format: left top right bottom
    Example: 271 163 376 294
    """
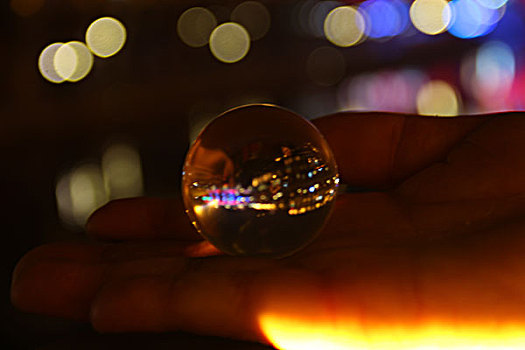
182 104 339 258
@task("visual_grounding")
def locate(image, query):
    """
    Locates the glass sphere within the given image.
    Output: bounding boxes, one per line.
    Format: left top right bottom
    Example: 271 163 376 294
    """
182 104 339 258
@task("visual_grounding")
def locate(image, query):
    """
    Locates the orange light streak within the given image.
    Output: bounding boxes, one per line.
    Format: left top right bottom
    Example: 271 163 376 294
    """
259 314 525 350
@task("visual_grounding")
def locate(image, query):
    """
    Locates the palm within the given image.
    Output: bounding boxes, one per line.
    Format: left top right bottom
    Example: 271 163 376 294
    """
12 113 525 347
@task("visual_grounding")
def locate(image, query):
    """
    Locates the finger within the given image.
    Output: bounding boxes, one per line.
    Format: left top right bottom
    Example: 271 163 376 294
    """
10 241 261 321
10 241 189 320
396 114 525 202
314 190 525 247
11 243 106 320
89 267 315 343
313 112 488 189
86 197 201 241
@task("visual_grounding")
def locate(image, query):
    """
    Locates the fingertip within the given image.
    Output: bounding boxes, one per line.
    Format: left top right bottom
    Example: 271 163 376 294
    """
85 205 103 236
11 258 103 320
10 255 32 312
85 199 132 239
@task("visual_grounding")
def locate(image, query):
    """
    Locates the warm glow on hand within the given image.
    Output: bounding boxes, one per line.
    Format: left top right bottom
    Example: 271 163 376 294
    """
260 315 525 349
11 113 525 349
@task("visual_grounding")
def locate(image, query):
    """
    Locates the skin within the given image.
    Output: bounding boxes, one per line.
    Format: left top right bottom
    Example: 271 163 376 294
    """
10 112 525 346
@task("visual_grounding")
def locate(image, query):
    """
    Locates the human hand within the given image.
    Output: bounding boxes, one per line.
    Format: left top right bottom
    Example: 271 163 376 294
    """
11 112 525 348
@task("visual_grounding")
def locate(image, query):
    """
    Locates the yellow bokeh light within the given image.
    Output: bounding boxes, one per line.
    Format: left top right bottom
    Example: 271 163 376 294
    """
86 17 127 58
231 1 271 41
209 22 251 63
102 143 144 200
324 6 366 48
410 0 451 35
10 0 44 17
56 163 107 227
38 42 66 84
260 313 525 350
54 41 94 82
177 7 217 48
55 171 75 226
416 80 460 116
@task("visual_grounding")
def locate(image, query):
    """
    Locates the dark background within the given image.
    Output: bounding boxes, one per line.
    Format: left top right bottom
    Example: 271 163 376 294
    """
2 0 525 348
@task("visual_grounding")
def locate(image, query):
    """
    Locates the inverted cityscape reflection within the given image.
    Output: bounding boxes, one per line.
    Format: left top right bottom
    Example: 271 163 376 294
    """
182 105 339 258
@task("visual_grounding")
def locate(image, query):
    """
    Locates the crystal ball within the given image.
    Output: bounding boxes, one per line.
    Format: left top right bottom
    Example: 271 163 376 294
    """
182 104 339 258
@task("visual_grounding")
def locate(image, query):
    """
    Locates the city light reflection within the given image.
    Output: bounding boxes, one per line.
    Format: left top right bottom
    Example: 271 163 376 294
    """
189 146 337 217
183 105 339 257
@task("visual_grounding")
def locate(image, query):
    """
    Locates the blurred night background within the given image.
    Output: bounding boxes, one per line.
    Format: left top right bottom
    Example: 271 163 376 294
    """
2 0 525 348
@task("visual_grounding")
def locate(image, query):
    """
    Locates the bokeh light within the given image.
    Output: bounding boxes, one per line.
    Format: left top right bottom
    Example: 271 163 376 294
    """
409 0 451 35
324 6 366 47
209 22 251 63
292 0 316 36
462 41 516 111
85 17 127 58
177 7 217 48
102 143 144 200
10 0 45 17
416 80 460 116
54 41 94 82
359 0 409 39
338 69 427 112
231 1 271 41
447 0 500 39
56 163 107 227
306 46 346 87
476 41 515 94
38 42 66 84
308 1 340 38
477 0 509 9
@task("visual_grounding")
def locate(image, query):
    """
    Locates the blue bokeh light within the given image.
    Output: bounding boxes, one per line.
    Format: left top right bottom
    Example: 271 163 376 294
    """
476 0 509 10
476 41 515 87
448 0 500 39
359 0 409 39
